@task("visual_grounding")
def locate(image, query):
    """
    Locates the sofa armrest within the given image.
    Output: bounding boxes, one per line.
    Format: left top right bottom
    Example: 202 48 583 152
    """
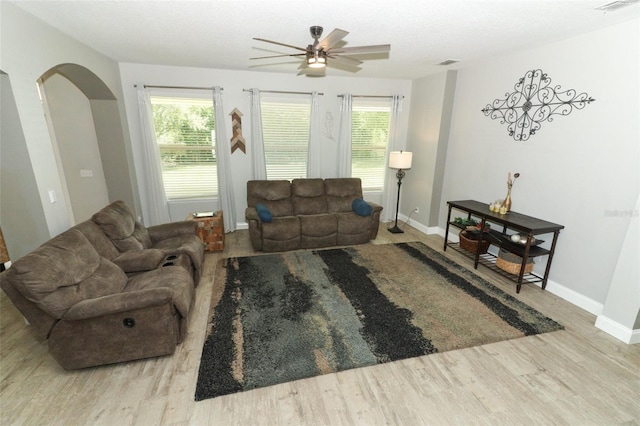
367 201 383 213
112 249 166 273
245 207 260 221
63 288 173 320
147 221 197 243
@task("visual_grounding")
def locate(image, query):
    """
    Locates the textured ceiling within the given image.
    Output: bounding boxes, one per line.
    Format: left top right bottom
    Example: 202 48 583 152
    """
10 0 640 79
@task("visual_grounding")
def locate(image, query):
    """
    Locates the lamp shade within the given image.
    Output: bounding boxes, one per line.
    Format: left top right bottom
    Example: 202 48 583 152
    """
389 151 413 169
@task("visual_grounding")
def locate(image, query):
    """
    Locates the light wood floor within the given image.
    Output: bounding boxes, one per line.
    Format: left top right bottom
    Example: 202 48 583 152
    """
1 224 639 425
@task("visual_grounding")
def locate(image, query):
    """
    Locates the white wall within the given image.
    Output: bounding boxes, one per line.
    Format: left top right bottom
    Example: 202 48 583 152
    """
439 18 639 308
597 194 640 343
41 73 110 223
118 63 412 226
0 2 135 245
405 70 457 231
0 73 49 260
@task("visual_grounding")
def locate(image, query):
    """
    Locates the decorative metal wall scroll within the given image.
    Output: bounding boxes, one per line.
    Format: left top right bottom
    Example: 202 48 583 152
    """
229 108 246 153
322 111 334 140
481 69 595 141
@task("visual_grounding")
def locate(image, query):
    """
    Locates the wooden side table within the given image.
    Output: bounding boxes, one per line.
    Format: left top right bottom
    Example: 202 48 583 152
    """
187 211 225 252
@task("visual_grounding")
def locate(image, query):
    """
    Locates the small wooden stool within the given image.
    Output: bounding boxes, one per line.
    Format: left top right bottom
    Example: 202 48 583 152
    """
187 211 225 252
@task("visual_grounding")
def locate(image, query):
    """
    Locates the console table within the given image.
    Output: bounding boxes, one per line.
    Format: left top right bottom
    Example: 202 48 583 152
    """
444 200 564 293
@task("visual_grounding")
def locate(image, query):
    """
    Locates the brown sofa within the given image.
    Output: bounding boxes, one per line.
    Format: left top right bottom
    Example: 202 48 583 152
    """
0 200 204 370
245 178 382 252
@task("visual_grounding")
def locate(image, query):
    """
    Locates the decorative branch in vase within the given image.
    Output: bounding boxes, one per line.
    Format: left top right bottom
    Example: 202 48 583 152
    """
503 172 520 212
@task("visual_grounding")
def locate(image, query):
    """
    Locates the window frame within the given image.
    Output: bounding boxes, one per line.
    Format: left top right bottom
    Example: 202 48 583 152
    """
149 93 218 201
351 98 392 192
260 93 312 181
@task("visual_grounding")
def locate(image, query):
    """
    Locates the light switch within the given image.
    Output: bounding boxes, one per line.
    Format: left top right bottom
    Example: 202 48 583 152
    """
48 189 57 204
80 169 93 177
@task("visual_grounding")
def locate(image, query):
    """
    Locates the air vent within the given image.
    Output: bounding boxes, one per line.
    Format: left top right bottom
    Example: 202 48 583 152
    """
596 0 639 11
438 59 460 66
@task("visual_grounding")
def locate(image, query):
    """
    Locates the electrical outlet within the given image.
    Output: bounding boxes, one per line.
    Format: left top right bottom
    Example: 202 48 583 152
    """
414 207 419 214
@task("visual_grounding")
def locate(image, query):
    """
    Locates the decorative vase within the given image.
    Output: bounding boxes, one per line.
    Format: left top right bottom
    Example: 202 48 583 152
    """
503 187 512 212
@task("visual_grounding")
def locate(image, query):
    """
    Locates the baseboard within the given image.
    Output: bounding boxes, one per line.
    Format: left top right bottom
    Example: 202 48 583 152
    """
595 315 640 344
396 214 431 235
542 278 603 316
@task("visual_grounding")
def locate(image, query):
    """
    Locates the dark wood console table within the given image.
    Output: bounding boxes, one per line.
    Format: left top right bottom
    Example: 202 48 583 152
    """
444 200 564 293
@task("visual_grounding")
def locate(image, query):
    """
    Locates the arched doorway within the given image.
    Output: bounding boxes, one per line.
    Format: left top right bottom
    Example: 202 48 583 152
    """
38 64 132 223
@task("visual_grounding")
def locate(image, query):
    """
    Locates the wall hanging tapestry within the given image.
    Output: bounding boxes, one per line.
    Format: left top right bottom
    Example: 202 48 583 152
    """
230 108 246 153
194 241 563 401
481 69 595 141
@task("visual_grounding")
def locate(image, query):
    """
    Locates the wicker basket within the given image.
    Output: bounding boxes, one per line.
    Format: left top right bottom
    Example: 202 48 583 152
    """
496 248 534 275
459 230 491 254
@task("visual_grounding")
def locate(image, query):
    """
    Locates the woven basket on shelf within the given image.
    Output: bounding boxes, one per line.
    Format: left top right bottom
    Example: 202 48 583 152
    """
459 230 491 254
496 248 534 275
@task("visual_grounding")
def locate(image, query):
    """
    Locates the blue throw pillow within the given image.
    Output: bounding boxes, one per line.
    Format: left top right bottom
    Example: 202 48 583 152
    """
255 203 272 223
352 198 372 216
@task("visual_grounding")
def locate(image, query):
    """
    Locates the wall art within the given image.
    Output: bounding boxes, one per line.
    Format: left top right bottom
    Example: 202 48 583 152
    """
481 69 595 141
323 111 334 140
229 108 246 153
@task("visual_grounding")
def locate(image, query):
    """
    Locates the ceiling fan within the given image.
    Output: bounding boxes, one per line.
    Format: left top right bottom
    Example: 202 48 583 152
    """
251 26 390 75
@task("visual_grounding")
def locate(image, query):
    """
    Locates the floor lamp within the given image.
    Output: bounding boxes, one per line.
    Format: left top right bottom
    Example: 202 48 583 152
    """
387 150 413 234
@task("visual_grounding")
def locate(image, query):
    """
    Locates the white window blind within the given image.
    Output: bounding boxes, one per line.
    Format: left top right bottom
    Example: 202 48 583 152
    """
150 96 217 200
261 96 311 180
352 99 392 191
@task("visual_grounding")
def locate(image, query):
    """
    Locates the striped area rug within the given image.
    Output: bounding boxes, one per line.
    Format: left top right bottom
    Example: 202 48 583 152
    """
195 241 562 401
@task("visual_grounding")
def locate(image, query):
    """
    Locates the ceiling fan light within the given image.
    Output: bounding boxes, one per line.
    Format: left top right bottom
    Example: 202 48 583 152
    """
307 55 326 68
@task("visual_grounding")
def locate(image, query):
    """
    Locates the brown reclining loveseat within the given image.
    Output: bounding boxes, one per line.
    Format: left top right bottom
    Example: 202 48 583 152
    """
0 200 204 370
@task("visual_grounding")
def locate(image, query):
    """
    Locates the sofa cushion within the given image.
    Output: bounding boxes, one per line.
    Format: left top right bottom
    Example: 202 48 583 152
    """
112 249 166 273
92 200 136 240
124 266 194 320
133 222 152 248
299 214 337 238
336 212 372 246
247 180 294 217
352 198 373 216
45 257 128 318
336 212 371 235
292 178 328 215
112 235 144 252
8 229 127 318
325 178 364 213
262 216 300 241
256 203 273 222
72 220 119 260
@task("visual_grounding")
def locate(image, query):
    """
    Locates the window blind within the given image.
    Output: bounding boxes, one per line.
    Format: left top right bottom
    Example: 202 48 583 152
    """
351 100 392 191
150 96 217 200
261 97 311 181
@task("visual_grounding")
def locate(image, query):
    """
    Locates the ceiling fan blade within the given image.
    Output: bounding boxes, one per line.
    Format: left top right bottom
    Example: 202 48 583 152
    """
318 28 349 50
298 67 326 77
253 37 308 52
327 55 363 67
250 53 306 60
328 44 391 55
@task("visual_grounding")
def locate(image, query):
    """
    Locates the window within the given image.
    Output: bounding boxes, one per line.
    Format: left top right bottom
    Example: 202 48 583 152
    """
261 96 311 180
150 96 217 200
351 99 391 191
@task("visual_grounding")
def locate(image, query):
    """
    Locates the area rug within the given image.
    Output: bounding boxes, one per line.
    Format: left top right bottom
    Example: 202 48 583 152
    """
194 241 563 401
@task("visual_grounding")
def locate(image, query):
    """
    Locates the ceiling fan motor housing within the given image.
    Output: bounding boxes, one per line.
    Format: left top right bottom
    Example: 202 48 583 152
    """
310 26 323 40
